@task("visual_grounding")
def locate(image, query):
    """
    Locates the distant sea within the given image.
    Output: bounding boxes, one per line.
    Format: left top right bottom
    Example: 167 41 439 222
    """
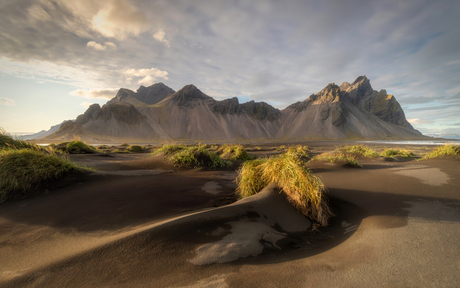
359 140 460 146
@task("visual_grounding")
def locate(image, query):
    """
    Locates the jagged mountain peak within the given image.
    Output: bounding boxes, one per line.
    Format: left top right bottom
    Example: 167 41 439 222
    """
169 85 213 107
310 83 342 104
135 83 175 105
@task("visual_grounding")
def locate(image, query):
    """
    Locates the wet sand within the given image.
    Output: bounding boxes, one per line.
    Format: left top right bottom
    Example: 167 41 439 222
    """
0 142 459 287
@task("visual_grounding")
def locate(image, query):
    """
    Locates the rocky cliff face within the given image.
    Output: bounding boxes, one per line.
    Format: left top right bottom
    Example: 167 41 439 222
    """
279 76 421 139
49 76 424 141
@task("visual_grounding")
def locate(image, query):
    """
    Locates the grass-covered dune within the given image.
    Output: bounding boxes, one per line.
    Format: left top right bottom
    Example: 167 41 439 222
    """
0 130 93 203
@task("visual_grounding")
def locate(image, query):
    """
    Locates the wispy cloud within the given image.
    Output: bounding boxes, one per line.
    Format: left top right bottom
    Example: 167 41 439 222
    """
122 68 169 86
70 88 119 100
153 29 170 47
0 98 16 106
87 41 117 51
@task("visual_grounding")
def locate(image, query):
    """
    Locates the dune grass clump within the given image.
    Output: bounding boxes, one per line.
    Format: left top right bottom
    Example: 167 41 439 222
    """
0 149 93 203
218 144 254 161
0 128 37 150
312 152 362 168
236 152 332 226
55 140 95 154
420 144 460 160
127 145 143 152
381 149 415 158
286 145 310 159
338 144 378 158
170 147 232 169
97 145 110 150
152 144 187 155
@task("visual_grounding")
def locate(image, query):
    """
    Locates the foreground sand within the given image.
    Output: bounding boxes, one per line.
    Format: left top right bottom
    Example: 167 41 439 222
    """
0 142 459 287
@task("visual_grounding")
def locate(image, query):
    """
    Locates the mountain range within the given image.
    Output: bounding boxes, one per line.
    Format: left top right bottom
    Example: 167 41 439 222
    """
38 76 426 142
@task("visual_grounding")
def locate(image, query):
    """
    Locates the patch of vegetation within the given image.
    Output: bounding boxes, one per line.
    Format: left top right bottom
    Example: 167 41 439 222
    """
312 152 362 168
236 152 332 226
55 141 96 154
97 145 110 150
420 144 460 160
152 144 187 155
277 145 287 151
381 149 415 158
209 144 221 151
286 145 310 159
338 144 378 158
127 145 143 152
218 144 254 161
170 147 232 169
119 143 129 146
255 146 262 151
0 128 37 150
0 148 93 203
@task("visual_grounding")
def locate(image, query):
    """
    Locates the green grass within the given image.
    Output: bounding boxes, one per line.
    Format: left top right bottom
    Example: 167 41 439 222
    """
119 142 129 146
236 152 332 226
312 152 362 167
218 144 254 161
152 144 187 155
127 145 143 152
97 145 110 150
55 141 96 154
381 149 415 158
0 128 37 150
170 147 232 169
338 144 379 158
420 144 460 160
0 148 93 203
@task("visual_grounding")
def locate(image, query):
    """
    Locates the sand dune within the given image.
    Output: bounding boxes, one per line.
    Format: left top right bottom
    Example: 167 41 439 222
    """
1 143 459 287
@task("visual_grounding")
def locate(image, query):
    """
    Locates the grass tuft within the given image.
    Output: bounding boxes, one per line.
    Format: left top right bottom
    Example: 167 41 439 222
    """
338 144 378 158
312 152 362 167
170 147 232 169
127 145 143 152
236 152 332 226
152 144 187 155
420 144 460 160
0 128 37 150
381 149 415 158
0 149 93 203
285 145 310 159
218 144 254 161
54 141 95 154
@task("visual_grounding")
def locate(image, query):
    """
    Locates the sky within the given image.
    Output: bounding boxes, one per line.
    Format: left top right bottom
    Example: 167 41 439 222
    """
0 0 459 137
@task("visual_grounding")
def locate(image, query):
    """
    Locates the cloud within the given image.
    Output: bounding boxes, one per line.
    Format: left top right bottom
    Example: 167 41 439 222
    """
407 118 435 125
0 98 16 106
86 41 117 51
153 29 170 47
69 88 119 100
91 0 150 39
122 68 169 86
